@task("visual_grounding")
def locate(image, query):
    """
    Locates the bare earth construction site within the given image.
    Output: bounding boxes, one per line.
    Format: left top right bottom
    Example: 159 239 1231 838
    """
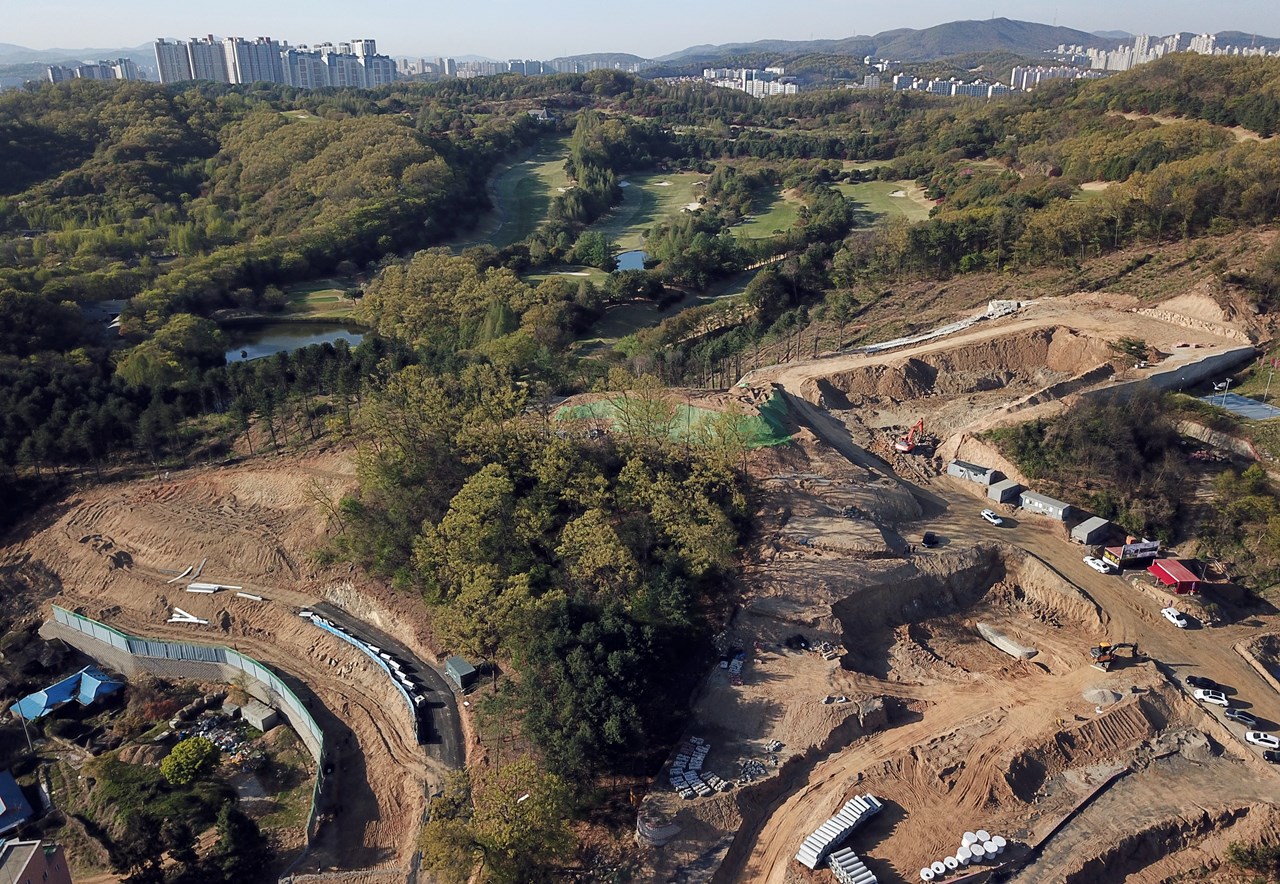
637 290 1280 883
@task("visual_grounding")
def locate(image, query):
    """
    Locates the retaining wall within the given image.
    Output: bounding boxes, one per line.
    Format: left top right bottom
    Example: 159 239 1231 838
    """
41 605 327 853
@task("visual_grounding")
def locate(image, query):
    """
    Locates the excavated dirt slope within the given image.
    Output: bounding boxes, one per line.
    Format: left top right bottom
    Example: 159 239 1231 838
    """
1 449 434 873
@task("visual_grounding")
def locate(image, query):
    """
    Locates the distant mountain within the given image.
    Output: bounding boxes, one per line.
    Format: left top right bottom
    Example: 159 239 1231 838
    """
1091 30 1134 41
1213 30 1280 49
0 41 152 66
549 52 648 66
660 18 1099 64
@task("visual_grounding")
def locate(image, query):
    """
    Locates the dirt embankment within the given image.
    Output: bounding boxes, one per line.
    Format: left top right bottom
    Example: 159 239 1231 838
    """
832 545 1103 656
815 327 1116 407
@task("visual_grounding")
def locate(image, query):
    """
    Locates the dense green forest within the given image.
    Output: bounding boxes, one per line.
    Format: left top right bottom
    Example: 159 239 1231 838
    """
9 52 1280 880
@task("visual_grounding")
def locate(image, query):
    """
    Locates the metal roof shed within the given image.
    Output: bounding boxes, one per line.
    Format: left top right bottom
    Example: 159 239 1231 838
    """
0 770 34 834
988 478 1023 503
1071 516 1112 545
1019 491 1073 521
445 656 477 691
947 461 1003 485
1149 559 1201 595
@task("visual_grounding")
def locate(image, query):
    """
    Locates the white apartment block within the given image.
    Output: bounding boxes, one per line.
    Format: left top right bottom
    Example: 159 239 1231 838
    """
151 34 399 88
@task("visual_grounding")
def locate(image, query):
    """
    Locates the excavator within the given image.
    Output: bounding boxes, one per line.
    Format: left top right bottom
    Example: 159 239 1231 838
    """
895 418 925 453
1090 642 1140 671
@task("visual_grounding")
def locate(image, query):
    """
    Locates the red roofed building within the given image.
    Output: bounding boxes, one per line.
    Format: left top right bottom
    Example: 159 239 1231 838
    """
1148 559 1201 595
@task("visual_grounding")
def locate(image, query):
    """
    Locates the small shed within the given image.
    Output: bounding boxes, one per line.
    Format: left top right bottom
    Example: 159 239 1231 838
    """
445 656 478 691
1019 491 1073 521
947 461 1003 486
987 478 1023 503
1149 559 1201 595
241 699 279 732
0 770 34 834
1071 516 1113 545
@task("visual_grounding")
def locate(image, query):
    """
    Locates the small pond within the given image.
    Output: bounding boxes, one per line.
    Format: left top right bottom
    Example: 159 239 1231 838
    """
614 250 649 271
223 322 365 363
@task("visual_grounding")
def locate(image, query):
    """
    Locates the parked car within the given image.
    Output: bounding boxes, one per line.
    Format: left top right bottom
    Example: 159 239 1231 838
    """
1082 555 1112 574
1246 731 1280 749
981 509 1004 526
1225 709 1259 727
1161 607 1189 628
1194 688 1229 707
1264 749 1280 763
1185 675 1219 691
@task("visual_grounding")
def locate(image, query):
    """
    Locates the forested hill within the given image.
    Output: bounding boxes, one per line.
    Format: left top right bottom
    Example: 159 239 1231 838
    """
0 75 615 324
658 17 1099 63
1073 53 1280 136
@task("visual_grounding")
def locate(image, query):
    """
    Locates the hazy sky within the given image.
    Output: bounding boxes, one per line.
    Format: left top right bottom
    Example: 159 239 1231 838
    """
8 0 1280 58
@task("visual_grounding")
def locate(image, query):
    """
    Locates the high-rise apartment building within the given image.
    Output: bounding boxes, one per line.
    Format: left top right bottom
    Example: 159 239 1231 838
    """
155 38 192 83
223 37 284 84
151 34 399 88
188 36 231 82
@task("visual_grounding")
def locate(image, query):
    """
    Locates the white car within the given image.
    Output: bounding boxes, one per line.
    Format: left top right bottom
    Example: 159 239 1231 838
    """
981 509 1004 526
1194 688 1229 707
1246 731 1280 749
1161 607 1189 628
1083 556 1112 574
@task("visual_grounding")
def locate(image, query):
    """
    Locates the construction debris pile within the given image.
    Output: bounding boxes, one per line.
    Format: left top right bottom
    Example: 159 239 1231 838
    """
173 711 265 768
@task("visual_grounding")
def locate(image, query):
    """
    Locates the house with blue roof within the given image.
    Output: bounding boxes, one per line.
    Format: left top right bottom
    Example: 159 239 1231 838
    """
11 666 123 721
0 770 34 833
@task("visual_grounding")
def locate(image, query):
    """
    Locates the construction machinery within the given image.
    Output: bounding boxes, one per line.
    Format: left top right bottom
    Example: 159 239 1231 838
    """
1090 642 1139 671
895 418 925 453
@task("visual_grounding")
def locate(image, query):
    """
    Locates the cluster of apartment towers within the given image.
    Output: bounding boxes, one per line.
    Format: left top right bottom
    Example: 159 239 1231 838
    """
153 36 397 89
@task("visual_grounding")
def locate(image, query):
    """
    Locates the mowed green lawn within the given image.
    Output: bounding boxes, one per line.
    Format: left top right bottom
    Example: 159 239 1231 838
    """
590 172 706 251
732 189 804 239
523 265 611 287
283 279 357 318
453 137 572 248
836 180 935 226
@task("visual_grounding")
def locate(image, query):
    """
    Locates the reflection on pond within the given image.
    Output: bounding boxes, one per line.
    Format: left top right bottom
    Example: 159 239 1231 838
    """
614 250 648 271
223 322 365 363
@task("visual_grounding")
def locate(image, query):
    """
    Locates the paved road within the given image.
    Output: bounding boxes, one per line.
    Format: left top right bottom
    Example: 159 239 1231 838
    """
312 602 465 772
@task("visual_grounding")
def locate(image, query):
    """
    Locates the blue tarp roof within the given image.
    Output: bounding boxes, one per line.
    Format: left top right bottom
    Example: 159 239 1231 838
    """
78 666 123 705
0 770 34 834
11 666 122 721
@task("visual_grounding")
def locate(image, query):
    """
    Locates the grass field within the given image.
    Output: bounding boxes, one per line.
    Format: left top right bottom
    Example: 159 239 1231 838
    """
836 180 935 226
453 137 572 248
523 265 611 287
732 189 804 239
283 278 357 319
590 172 706 250
576 266 759 346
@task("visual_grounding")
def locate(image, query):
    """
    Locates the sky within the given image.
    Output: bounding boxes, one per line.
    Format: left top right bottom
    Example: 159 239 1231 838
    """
7 0 1280 59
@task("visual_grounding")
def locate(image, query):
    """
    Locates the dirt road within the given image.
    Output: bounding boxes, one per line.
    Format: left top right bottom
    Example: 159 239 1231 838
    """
734 374 1280 882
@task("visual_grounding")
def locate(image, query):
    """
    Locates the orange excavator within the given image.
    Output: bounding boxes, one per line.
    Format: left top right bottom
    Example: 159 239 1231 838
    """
895 419 925 453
